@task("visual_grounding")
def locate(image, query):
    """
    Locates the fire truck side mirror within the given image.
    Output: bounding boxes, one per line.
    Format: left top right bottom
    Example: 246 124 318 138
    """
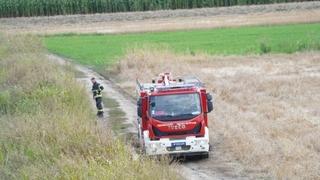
206 93 212 101
137 98 142 117
206 93 214 113
207 101 213 113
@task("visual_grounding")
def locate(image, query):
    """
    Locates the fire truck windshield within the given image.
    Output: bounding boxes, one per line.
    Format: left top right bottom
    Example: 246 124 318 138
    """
149 93 201 121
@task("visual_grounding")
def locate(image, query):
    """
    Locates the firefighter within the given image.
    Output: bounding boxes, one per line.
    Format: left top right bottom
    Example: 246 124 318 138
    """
91 77 104 117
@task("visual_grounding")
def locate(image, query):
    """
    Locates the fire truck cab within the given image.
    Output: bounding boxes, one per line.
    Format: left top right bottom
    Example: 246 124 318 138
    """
136 73 213 157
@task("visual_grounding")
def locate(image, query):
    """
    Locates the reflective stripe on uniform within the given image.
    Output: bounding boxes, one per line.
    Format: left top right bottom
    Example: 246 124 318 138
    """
94 94 102 98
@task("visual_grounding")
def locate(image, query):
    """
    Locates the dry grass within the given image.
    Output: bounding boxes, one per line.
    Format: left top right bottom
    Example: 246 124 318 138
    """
0 35 181 179
110 47 320 179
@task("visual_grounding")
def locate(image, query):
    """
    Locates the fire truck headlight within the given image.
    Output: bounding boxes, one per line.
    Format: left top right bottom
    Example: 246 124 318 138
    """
150 143 157 149
200 140 207 146
149 143 161 152
195 140 207 146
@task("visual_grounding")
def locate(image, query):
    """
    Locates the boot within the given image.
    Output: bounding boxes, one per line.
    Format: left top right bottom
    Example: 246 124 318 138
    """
97 111 104 117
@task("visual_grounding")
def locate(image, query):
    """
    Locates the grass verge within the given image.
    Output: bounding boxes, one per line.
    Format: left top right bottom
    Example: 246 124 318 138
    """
0 34 180 179
44 23 320 67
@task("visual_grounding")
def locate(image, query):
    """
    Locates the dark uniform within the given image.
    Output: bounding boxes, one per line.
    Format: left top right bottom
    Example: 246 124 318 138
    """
92 81 104 116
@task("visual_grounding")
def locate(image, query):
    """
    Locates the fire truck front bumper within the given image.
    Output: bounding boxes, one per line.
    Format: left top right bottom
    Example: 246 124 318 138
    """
143 127 210 156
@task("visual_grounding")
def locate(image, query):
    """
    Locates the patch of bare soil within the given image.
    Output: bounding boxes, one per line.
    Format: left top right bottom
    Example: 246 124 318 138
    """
1 2 320 34
111 49 320 179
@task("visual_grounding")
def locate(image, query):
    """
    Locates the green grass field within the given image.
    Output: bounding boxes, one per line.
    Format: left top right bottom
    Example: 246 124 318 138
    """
44 23 320 67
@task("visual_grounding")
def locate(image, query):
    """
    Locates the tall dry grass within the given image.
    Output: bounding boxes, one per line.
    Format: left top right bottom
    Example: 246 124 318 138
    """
0 35 180 179
110 46 320 179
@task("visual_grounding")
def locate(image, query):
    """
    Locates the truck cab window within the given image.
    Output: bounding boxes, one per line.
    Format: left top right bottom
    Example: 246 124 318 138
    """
149 93 201 121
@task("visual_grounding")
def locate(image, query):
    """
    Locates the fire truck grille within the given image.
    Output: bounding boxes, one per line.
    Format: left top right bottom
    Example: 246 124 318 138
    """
152 123 201 137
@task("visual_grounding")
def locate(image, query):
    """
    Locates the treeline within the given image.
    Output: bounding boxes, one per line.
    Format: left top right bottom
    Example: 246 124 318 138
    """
0 0 315 18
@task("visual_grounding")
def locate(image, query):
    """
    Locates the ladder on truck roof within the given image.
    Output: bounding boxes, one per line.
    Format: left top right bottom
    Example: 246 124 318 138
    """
136 75 204 93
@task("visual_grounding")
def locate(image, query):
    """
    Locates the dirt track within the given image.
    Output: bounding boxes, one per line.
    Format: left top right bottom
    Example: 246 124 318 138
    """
1 1 320 34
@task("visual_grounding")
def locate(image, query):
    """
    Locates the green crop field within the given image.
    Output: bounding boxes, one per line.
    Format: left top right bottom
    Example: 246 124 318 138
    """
44 23 320 67
0 0 306 17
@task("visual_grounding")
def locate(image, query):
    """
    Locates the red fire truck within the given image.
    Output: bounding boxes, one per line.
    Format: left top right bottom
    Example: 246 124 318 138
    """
136 73 213 157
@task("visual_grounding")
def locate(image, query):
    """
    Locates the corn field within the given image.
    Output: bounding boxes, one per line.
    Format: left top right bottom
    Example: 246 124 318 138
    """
0 0 314 18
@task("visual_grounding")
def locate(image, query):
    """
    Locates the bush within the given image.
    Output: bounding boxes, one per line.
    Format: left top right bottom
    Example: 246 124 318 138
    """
259 42 271 54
